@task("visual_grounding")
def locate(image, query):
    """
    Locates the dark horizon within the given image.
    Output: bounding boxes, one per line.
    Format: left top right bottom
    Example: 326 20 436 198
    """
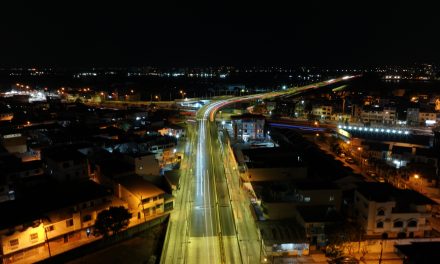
1 1 439 67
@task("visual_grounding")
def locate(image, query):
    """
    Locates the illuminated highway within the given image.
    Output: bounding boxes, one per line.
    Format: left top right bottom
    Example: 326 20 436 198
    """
161 76 356 264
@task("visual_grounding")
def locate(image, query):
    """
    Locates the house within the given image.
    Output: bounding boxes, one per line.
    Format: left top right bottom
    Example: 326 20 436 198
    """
354 182 435 239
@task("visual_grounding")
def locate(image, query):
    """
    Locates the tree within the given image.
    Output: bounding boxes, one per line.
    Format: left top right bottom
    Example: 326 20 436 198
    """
325 221 365 258
93 206 132 237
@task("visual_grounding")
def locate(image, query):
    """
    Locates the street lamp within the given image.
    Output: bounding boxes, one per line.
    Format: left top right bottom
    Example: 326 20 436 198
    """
413 174 422 192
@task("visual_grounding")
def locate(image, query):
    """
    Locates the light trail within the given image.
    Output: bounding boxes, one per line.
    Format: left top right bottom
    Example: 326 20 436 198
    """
161 76 358 264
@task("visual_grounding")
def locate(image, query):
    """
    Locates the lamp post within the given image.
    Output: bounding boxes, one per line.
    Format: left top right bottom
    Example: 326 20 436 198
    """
357 147 362 167
413 174 422 192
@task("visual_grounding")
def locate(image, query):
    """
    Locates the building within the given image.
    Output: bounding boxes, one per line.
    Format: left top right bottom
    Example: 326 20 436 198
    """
253 181 342 220
231 113 265 142
238 148 308 188
296 205 343 248
43 147 90 182
258 221 309 258
354 182 435 239
406 108 437 127
157 124 185 139
0 180 126 263
1 133 27 154
113 175 173 222
312 105 333 120
0 112 13 121
360 107 396 125
123 153 160 176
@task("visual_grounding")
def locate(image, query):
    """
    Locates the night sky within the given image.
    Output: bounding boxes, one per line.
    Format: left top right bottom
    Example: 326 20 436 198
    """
1 1 439 67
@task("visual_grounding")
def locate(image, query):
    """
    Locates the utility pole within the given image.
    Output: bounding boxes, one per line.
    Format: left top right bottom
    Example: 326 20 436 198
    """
378 240 383 264
44 223 52 258
140 195 147 223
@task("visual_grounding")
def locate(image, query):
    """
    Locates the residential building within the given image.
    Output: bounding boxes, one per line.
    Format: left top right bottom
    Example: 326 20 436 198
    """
258 221 309 257
157 124 185 139
123 153 160 176
354 182 435 239
113 175 173 222
231 113 265 142
407 108 437 126
312 105 333 120
296 205 343 248
254 181 342 220
0 181 126 263
43 147 90 182
1 133 27 154
240 148 307 181
361 107 396 125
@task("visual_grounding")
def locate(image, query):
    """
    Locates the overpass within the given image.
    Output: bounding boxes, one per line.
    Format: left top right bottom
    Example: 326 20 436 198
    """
160 76 358 264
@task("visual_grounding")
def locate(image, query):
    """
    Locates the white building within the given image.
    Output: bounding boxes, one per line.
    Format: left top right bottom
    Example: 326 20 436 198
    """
361 107 396 125
354 183 434 239
312 105 333 120
231 113 265 142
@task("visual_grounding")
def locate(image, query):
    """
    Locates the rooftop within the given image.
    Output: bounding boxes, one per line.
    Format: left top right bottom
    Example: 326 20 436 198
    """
296 205 343 223
42 146 86 162
231 113 265 120
116 175 165 199
356 182 437 206
0 180 111 230
258 220 306 245
242 147 304 168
